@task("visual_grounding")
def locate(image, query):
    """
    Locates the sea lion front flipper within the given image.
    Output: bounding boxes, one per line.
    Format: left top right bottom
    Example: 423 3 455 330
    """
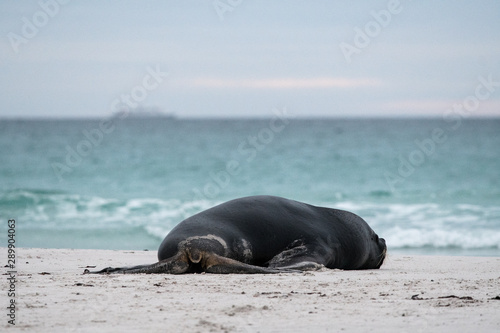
268 260 325 271
265 244 328 272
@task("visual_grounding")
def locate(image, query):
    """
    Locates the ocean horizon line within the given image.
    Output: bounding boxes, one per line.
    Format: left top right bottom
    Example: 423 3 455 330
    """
2 115 500 121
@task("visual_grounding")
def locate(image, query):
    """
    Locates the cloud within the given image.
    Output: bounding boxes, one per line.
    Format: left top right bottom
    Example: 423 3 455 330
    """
178 77 382 89
380 99 500 117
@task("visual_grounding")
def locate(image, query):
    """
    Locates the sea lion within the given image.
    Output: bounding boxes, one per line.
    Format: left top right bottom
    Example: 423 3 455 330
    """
85 195 386 274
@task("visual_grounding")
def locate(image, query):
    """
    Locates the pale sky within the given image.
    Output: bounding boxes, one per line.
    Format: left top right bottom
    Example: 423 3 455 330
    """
1 0 500 118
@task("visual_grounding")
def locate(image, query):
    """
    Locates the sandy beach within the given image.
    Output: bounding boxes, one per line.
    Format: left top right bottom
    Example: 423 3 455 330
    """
3 248 500 332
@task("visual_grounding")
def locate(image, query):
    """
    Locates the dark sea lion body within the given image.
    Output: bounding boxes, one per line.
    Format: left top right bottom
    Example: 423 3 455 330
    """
87 196 386 274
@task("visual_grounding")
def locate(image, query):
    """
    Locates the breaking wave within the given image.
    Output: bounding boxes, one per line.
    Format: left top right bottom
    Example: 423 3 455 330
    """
2 189 499 252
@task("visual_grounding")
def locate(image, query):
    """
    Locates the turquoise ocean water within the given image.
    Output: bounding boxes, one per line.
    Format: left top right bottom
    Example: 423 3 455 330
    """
1 117 499 256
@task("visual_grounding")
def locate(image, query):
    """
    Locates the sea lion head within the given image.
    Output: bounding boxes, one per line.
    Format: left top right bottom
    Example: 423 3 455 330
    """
365 232 387 269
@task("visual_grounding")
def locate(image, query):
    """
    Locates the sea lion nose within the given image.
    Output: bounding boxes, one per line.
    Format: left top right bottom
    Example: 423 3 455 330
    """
379 238 386 247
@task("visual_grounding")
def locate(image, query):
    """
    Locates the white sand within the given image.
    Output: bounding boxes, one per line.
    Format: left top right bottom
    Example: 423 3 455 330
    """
3 248 500 332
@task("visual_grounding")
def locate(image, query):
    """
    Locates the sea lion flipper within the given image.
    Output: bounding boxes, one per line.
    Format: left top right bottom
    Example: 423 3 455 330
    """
83 266 130 274
269 260 325 271
84 253 189 274
203 253 295 274
265 243 327 272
